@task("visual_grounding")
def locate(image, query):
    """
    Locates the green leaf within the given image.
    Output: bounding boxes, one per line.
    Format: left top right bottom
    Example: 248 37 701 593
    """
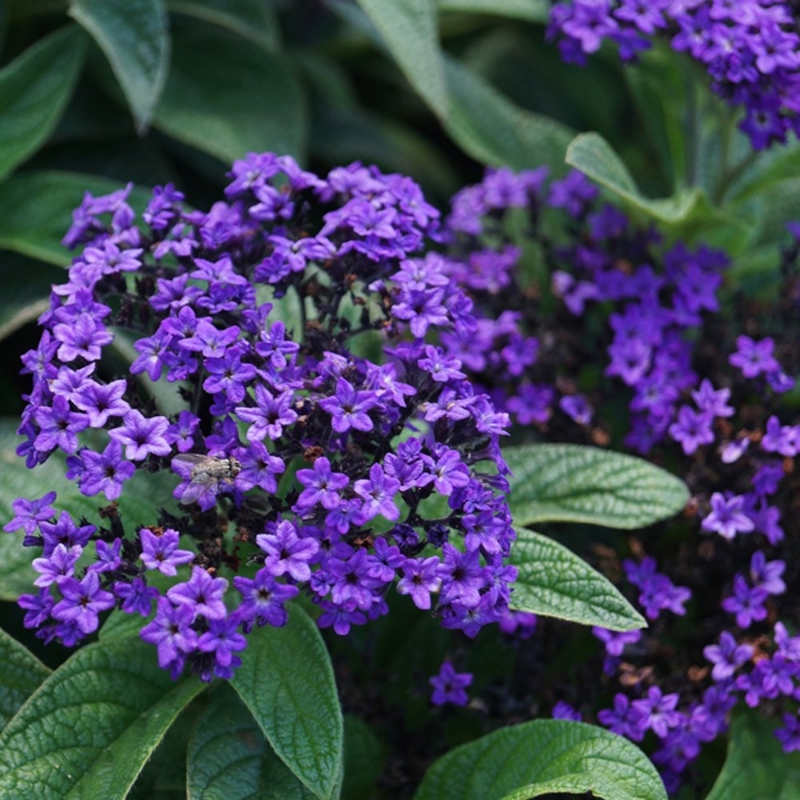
0 25 86 180
231 604 343 800
705 711 800 800
566 132 701 223
153 28 307 164
437 0 549 21
0 635 205 799
0 417 178 601
168 0 280 51
355 0 448 117
414 719 666 800
187 686 317 800
0 170 152 266
342 715 384 800
509 529 644 630
0 253 62 343
0 628 50 730
442 55 573 172
68 0 170 132
504 443 688 529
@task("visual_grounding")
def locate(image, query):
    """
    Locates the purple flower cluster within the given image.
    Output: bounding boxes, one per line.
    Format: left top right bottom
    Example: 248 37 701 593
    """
5 153 518 681
547 0 800 150
444 163 800 788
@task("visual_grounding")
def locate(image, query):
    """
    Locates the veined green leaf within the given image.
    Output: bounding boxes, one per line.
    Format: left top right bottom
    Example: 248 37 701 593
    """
504 443 688 529
0 627 50 731
68 0 170 132
153 28 307 164
509 529 645 631
414 719 667 800
231 604 343 800
355 0 448 117
566 132 701 223
0 25 85 180
705 711 800 800
0 636 205 798
187 686 317 799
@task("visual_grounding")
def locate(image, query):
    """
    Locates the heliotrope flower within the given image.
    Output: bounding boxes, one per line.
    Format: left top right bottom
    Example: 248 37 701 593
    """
429 660 473 707
7 153 517 681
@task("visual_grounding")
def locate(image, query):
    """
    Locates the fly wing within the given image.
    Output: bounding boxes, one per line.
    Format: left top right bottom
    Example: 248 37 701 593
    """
172 453 206 480
174 477 220 506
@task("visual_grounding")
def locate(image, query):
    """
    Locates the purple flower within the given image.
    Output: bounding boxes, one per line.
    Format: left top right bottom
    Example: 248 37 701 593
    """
668 406 714 455
140 528 195 576
721 575 769 629
560 394 593 425
233 569 299 630
691 379 734 417
429 661 472 707
114 577 160 617
633 686 682 738
33 396 89 455
4 492 57 535
318 377 378 433
592 626 641 657
395 556 441 610
749 551 785 596
32 543 82 587
598 693 648 741
552 701 582 722
197 615 247 680
703 631 753 681
108 410 171 461
73 379 130 427
140 597 199 670
294 457 350 512
353 463 401 522
77 440 135 500
256 520 319 582
167 567 228 620
729 335 780 378
775 714 800 753
235 385 297 442
701 493 755 540
51 571 115 635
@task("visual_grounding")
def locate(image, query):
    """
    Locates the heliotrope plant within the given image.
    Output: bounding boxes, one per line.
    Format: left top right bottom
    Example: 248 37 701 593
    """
5 153 518 682
547 0 800 150
438 161 800 791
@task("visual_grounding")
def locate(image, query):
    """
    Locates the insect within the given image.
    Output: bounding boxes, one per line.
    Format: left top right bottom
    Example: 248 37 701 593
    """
171 453 242 505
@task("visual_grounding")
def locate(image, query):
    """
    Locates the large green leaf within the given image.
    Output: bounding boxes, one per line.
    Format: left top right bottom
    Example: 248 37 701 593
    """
0 170 152 266
0 635 205 799
68 0 170 132
705 711 800 800
187 686 316 800
231 604 343 800
566 132 701 223
341 715 384 800
355 0 448 116
442 55 573 172
504 443 688 529
0 25 86 180
0 254 62 343
509 529 644 631
0 627 50 730
0 417 178 601
167 0 280 51
153 28 307 163
437 0 548 21
414 719 666 800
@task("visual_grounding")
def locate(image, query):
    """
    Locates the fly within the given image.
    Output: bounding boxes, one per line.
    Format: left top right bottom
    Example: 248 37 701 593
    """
172 453 242 505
